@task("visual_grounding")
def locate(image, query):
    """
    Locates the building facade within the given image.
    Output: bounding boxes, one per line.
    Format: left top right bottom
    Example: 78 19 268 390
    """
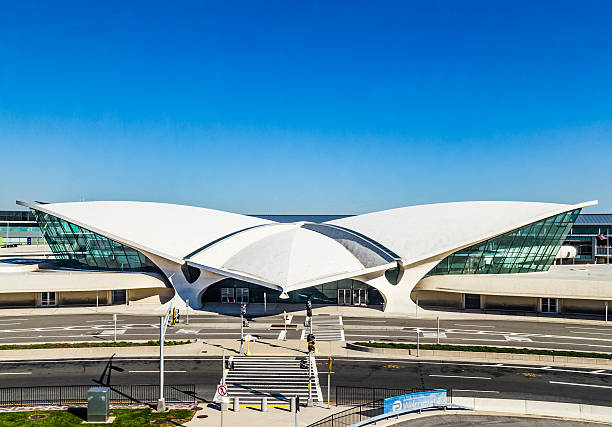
1 199 609 316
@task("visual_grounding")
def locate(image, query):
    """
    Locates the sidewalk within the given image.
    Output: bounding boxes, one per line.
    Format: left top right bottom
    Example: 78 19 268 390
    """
185 403 350 427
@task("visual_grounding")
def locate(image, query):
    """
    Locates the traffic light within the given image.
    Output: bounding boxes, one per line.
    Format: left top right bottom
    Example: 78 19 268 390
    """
306 300 312 318
307 333 315 353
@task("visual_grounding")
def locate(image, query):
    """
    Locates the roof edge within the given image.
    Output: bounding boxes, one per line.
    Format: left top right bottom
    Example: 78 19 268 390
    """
16 200 184 265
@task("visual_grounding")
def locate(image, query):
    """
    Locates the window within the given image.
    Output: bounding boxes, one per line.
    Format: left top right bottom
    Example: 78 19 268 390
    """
541 298 558 313
428 209 581 276
30 209 162 274
41 292 56 307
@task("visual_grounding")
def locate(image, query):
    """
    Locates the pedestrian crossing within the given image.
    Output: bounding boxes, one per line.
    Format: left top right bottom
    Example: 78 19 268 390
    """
221 356 322 405
301 314 345 341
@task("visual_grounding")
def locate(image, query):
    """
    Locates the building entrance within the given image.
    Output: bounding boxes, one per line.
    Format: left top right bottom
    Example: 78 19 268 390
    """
353 289 367 306
221 288 234 303
541 297 558 313
338 289 351 305
41 292 56 307
236 288 249 304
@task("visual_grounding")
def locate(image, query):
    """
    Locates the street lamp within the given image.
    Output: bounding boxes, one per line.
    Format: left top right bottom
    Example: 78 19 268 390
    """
158 307 172 411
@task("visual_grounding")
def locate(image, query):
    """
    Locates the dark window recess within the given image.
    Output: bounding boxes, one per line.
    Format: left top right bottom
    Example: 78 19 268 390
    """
384 267 400 285
465 294 481 310
181 264 201 284
111 290 127 305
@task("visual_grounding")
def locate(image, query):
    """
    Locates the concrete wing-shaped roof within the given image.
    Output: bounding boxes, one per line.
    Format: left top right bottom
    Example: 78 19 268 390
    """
17 201 273 263
189 224 373 290
328 201 597 266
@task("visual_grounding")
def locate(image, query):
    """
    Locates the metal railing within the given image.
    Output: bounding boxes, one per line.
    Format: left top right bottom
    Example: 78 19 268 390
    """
310 387 454 427
0 384 196 407
308 399 385 427
335 385 450 406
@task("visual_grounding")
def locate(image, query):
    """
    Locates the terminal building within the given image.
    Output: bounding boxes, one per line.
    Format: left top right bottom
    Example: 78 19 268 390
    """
0 199 610 316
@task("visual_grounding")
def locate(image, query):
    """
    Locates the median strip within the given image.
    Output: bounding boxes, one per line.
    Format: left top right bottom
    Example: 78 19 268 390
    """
354 341 612 360
0 340 191 351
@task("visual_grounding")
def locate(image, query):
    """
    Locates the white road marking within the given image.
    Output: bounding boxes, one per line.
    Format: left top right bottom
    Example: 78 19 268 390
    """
429 374 491 380
0 323 21 326
550 381 612 389
338 316 343 326
566 327 612 331
422 332 447 339
176 329 200 334
0 372 32 375
565 331 612 337
454 389 499 393
99 330 126 335
591 370 606 374
504 335 532 342
277 330 287 340
454 324 496 328
300 330 305 340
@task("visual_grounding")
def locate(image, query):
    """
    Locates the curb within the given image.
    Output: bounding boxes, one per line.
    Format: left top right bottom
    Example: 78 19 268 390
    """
345 342 612 367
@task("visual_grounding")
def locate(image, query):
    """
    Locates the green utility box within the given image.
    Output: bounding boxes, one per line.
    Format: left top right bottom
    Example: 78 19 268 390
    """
87 387 110 422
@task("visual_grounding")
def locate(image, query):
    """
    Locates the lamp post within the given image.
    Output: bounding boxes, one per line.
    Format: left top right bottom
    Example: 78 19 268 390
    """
158 307 172 411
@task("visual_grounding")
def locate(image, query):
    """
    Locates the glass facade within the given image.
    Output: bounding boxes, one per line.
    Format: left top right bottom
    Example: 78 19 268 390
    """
31 209 161 273
427 209 581 276
201 278 384 305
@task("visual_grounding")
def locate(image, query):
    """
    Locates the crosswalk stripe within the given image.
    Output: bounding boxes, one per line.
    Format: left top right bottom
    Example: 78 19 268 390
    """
220 356 322 403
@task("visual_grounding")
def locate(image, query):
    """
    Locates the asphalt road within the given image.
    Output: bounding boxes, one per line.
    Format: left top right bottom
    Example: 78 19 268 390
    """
0 313 611 353
395 414 595 426
0 357 610 406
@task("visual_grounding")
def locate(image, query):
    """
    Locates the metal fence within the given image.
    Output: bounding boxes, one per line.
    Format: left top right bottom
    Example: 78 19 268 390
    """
0 384 196 407
308 399 385 427
335 385 451 406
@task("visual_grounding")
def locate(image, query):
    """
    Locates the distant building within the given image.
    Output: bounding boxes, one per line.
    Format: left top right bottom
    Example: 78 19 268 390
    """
564 214 612 264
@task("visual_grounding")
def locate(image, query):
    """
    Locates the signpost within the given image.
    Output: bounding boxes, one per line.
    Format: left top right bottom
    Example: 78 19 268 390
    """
240 304 247 354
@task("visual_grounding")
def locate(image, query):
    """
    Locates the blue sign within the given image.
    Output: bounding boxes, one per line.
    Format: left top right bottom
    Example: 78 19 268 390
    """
384 390 447 414
27 237 31 245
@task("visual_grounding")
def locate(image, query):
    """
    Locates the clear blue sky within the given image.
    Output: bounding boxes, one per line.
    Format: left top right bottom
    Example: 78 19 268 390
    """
1 1 611 213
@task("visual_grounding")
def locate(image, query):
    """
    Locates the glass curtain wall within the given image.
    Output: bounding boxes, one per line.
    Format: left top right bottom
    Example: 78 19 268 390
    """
31 209 161 273
428 209 581 276
201 278 384 305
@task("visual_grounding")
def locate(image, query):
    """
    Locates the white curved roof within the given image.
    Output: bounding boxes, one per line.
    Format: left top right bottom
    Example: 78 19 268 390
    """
328 201 597 266
188 224 381 290
18 199 596 292
17 201 272 263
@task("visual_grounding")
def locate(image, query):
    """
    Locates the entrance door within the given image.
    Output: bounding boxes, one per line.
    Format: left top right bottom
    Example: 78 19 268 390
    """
338 289 351 305
353 289 367 306
541 298 558 313
221 288 235 304
41 292 56 307
464 294 481 310
111 290 127 305
236 288 249 304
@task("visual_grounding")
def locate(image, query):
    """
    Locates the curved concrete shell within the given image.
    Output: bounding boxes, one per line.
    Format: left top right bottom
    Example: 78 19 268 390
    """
17 199 597 314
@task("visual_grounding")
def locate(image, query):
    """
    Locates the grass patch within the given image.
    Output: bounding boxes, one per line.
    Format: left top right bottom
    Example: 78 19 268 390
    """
0 340 191 351
0 408 195 426
354 342 612 359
